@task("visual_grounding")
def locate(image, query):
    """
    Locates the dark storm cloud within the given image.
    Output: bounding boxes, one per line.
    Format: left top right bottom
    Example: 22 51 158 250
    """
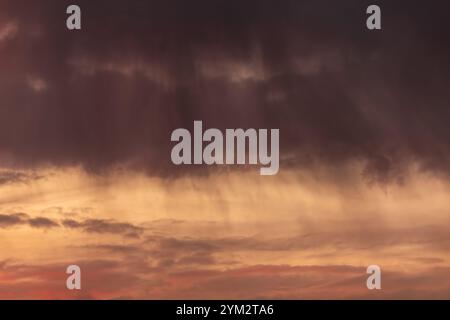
0 0 449 180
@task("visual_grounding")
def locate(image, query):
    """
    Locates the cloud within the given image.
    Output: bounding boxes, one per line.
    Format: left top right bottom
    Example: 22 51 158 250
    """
26 75 48 92
1 213 449 299
0 21 17 42
142 222 450 255
151 264 450 299
0 213 144 234
28 217 59 228
0 213 60 229
62 218 144 238
0 170 42 186
0 259 143 299
0 0 448 182
2 257 450 299
0 213 27 228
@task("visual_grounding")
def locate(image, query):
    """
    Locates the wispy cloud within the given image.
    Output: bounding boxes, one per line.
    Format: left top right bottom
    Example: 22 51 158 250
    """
0 213 58 229
62 218 144 238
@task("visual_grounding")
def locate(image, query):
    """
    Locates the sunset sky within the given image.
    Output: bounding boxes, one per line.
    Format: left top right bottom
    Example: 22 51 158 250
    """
1 0 450 299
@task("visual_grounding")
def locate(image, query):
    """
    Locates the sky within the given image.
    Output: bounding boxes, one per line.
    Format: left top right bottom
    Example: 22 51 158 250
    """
0 0 450 299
